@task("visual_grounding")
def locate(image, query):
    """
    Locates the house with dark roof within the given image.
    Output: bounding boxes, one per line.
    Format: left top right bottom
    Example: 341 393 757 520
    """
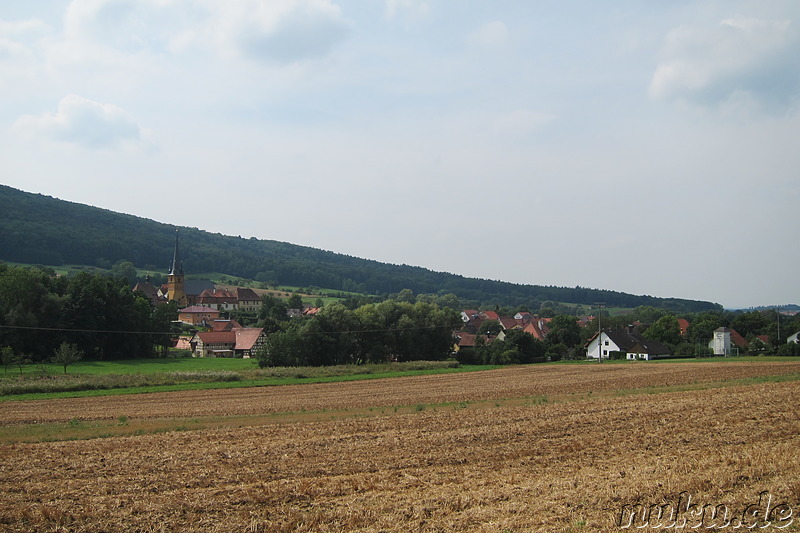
586 328 671 360
132 279 164 306
235 287 262 313
626 340 672 360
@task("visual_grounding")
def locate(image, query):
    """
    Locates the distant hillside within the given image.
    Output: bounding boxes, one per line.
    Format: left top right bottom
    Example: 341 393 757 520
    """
0 185 721 312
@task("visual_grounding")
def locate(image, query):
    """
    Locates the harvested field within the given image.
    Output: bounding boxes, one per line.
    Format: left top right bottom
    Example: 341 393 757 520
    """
1 360 800 424
1 362 800 532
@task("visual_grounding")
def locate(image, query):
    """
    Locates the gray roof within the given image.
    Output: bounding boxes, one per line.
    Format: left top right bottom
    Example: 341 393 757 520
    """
184 279 215 296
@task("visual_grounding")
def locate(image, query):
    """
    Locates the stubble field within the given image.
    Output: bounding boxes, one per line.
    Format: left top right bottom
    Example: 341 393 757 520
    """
1 361 799 532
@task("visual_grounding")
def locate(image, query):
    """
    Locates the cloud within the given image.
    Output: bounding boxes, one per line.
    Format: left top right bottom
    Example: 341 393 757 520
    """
384 0 429 20
216 0 351 63
650 16 800 112
0 17 51 37
13 95 144 149
60 0 350 64
469 21 511 48
0 17 51 89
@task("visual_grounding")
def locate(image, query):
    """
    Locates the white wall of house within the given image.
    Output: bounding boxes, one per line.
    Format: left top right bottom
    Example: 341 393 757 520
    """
711 329 731 355
586 332 620 359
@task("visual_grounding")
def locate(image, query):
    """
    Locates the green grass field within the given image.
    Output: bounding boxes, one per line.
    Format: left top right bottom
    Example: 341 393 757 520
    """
0 359 501 401
19 357 259 375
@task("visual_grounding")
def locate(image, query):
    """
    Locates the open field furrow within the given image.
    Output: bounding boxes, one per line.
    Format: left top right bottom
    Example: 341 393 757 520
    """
1 375 799 531
2 361 800 424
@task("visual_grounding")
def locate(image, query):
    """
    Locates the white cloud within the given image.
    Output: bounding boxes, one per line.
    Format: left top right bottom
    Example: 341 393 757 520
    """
384 0 429 20
212 0 351 63
0 17 50 37
13 95 145 149
0 17 51 90
469 20 510 48
650 16 800 112
58 0 350 64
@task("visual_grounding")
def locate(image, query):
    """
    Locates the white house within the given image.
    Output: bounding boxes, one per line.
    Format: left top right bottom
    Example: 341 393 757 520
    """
710 327 732 356
586 328 671 360
788 332 799 344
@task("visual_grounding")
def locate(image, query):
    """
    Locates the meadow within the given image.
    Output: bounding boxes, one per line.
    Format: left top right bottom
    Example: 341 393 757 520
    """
1 361 799 532
0 359 473 399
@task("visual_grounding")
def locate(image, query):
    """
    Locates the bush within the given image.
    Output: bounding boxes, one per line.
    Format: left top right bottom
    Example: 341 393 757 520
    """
776 343 800 356
455 348 478 365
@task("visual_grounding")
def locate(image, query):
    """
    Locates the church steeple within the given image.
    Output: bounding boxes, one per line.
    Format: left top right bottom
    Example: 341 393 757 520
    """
169 228 183 275
167 229 186 305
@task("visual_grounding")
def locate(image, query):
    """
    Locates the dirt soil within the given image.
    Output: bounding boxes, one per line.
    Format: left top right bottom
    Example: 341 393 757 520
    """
1 362 799 532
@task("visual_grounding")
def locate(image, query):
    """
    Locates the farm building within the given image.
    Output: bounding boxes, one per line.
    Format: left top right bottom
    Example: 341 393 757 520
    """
191 328 266 358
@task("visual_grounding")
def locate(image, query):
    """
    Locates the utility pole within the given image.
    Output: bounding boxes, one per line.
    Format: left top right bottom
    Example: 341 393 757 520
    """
595 302 605 362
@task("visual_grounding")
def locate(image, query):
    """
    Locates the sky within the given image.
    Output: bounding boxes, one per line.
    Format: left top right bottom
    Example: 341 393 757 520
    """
2 0 799 309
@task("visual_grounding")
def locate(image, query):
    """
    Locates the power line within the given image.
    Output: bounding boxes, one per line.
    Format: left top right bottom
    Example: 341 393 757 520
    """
0 322 458 337
0 324 173 336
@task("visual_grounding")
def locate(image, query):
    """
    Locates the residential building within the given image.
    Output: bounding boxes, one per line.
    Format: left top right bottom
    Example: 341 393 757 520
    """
178 305 221 326
196 288 238 311
586 328 671 360
191 327 266 358
236 287 261 313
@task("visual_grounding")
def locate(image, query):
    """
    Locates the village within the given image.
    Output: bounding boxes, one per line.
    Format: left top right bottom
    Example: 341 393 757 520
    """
128 237 800 362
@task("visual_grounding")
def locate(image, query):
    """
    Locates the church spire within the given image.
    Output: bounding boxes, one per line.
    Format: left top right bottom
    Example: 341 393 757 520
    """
167 228 186 305
169 228 183 275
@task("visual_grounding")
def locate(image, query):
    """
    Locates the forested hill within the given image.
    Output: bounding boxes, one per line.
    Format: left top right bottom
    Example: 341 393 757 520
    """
0 185 721 312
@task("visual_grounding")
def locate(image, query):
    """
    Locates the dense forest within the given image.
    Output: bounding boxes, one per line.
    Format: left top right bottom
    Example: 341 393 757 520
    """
0 263 175 362
0 185 721 313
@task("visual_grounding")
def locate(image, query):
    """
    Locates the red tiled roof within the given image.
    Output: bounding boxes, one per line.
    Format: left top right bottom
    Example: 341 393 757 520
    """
481 311 500 320
197 331 235 344
234 328 264 351
677 318 690 336
523 320 550 341
730 329 749 348
197 288 237 303
456 333 477 347
174 336 193 350
211 319 242 331
499 317 521 330
455 333 494 348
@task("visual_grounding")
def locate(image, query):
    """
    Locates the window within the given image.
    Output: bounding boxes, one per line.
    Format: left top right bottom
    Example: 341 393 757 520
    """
604 340 609 346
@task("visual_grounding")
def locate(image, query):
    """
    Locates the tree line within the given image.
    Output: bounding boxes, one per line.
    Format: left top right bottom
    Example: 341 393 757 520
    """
256 300 462 367
0 263 176 364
